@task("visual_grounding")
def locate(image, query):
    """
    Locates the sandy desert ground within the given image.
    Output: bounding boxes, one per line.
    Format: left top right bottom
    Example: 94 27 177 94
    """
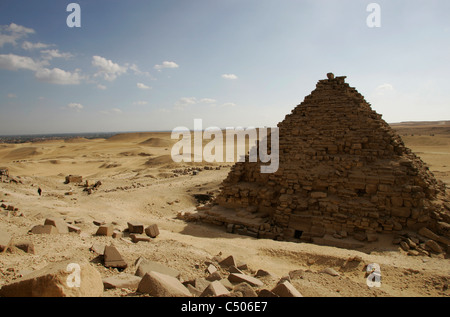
0 123 449 297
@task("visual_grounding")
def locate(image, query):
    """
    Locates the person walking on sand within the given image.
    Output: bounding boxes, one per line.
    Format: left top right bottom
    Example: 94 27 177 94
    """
38 187 42 196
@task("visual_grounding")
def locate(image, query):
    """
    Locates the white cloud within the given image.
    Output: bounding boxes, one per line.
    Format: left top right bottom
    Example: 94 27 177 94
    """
129 63 152 78
6 23 34 35
154 61 179 71
174 97 219 110
221 74 238 80
99 108 123 115
199 98 217 104
7 93 17 98
222 102 237 107
0 53 43 71
133 101 148 105
137 82 151 90
97 84 107 90
375 83 395 96
92 55 127 81
377 83 394 91
34 67 82 85
21 41 51 50
0 53 81 85
67 103 83 112
0 23 35 47
40 49 73 60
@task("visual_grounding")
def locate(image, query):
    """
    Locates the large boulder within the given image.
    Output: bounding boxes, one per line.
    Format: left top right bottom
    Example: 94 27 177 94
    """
0 259 103 297
137 271 191 297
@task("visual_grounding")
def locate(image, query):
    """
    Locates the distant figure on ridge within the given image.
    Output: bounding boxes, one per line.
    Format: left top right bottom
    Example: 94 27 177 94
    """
37 187 42 196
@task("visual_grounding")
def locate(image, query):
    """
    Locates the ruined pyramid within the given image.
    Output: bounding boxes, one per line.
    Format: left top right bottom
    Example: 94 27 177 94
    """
182 73 450 249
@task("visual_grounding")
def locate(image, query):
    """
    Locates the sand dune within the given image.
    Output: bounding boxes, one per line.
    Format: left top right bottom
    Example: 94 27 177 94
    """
3 147 41 160
139 137 173 148
106 132 171 143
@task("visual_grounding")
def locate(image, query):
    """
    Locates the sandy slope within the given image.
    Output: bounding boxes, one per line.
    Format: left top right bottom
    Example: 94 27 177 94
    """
0 128 449 297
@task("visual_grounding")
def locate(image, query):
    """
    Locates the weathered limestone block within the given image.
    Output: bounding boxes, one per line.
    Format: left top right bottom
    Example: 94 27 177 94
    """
0 259 103 297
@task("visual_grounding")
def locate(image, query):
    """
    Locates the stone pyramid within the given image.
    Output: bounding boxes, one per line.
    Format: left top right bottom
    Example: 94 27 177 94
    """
183 73 450 248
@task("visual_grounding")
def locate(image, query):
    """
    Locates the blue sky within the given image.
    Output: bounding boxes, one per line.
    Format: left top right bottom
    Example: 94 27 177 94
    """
0 0 449 135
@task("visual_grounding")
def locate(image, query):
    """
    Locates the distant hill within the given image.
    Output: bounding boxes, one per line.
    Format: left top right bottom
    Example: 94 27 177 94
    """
390 121 450 136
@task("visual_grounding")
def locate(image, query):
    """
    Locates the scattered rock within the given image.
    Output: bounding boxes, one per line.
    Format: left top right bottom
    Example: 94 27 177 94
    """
232 282 258 297
219 255 237 268
14 241 34 254
137 271 191 297
145 224 160 238
130 233 151 243
271 281 302 297
200 280 230 297
206 264 217 275
96 224 114 236
67 224 81 234
319 268 340 277
93 220 106 226
258 289 279 297
228 265 244 274
228 273 263 287
65 175 82 184
255 269 274 278
127 222 144 234
103 245 127 269
206 271 223 282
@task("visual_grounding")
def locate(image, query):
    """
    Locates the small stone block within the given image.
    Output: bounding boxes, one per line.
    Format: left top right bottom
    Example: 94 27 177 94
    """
67 224 81 234
130 233 151 243
219 255 237 268
127 222 144 234
228 273 264 287
145 224 160 238
103 245 127 269
96 224 114 236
